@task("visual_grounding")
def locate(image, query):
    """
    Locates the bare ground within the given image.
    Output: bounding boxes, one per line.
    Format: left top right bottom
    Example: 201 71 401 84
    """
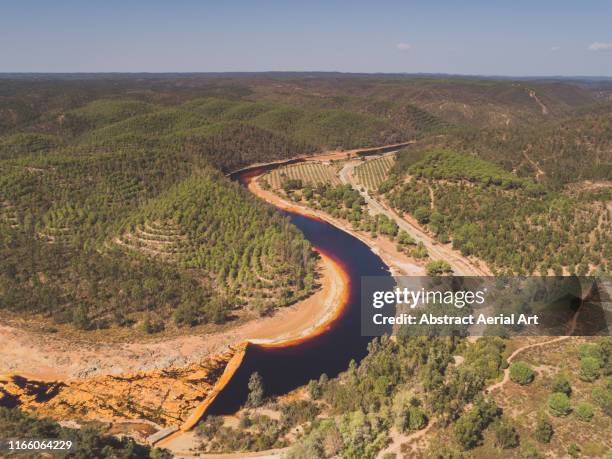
0 254 344 381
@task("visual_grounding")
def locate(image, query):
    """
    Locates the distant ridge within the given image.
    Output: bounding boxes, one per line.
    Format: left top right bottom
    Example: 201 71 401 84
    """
0 72 611 83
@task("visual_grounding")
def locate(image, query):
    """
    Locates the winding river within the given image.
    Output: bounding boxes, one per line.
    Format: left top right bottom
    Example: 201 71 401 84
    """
202 168 394 415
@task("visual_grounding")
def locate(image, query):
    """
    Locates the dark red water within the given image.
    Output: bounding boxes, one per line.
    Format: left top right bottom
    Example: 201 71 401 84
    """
207 177 393 414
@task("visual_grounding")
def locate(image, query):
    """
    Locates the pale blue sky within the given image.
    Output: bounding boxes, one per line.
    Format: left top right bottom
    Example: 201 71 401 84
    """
1 0 611 76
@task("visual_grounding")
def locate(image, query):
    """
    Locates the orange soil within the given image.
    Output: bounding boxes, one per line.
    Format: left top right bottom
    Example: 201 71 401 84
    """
176 252 350 433
0 253 344 381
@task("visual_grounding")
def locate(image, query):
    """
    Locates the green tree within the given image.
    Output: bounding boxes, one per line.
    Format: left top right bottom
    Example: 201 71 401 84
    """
397 230 415 246
414 206 431 224
509 361 535 385
453 396 499 450
579 357 601 382
173 300 199 326
307 379 321 400
406 407 428 431
396 402 428 433
425 260 452 276
574 401 594 422
412 241 428 258
578 343 603 361
247 372 264 408
548 393 571 417
453 411 482 450
591 383 612 416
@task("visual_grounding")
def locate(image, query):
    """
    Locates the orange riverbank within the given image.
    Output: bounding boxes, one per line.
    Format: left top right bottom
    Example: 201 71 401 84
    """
175 249 351 434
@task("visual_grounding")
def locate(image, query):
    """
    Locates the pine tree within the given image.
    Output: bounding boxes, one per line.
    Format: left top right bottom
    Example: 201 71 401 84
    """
246 372 264 408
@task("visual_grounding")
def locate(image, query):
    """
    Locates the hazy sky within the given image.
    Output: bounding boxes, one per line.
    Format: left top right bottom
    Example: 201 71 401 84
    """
1 0 611 76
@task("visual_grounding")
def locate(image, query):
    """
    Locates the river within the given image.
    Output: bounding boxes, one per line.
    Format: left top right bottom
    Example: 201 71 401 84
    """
205 172 394 414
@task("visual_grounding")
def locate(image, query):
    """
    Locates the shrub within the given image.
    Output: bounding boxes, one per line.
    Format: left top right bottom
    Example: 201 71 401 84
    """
518 443 544 459
493 419 519 449
280 400 319 428
411 241 428 258
579 356 602 382
574 401 594 422
307 379 322 400
568 443 580 458
239 413 252 429
510 361 535 385
581 441 606 457
534 413 553 443
548 393 571 417
551 373 572 396
591 382 612 416
142 316 164 334
425 260 453 276
72 304 91 330
196 415 223 440
578 343 603 361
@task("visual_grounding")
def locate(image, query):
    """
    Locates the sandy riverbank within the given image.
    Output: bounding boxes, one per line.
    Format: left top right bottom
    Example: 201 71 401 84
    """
176 253 349 433
0 253 345 381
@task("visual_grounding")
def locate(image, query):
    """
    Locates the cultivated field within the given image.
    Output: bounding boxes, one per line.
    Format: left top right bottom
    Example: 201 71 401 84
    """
265 162 341 188
354 154 396 191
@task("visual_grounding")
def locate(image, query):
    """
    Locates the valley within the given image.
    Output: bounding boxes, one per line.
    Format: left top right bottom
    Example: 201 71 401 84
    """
0 73 610 458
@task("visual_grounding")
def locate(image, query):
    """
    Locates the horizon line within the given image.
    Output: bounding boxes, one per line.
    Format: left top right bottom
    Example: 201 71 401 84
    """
0 71 611 80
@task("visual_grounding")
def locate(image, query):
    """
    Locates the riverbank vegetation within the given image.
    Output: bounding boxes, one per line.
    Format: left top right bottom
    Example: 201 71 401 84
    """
279 336 612 458
267 167 410 247
198 336 509 457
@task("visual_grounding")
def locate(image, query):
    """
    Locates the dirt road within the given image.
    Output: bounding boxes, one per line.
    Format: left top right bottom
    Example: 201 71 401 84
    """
339 157 490 276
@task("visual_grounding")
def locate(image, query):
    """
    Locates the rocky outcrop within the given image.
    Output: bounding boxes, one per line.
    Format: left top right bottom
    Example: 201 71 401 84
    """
0 347 238 427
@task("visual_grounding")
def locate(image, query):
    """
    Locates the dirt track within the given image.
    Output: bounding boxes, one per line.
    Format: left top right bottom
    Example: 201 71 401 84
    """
339 157 490 276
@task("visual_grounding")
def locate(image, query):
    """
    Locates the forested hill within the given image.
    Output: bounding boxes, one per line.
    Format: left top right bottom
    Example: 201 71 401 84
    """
1 74 608 166
402 102 612 189
0 144 315 334
384 150 610 275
